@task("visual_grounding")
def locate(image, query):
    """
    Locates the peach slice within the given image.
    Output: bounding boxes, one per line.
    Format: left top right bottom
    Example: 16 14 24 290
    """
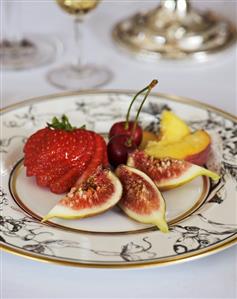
145 130 211 166
139 130 158 150
158 110 190 145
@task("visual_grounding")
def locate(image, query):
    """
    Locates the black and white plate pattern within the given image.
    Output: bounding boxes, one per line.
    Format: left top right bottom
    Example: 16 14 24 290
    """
1 91 236 268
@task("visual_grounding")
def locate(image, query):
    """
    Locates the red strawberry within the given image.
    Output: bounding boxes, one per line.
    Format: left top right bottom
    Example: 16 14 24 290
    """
24 115 106 194
102 141 109 167
36 166 71 187
75 134 106 187
34 130 94 179
50 166 86 194
49 132 96 194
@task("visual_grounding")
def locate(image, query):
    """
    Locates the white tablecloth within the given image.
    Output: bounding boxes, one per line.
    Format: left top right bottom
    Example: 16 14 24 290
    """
2 1 237 298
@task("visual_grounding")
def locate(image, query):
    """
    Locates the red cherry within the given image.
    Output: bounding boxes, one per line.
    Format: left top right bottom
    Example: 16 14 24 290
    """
109 121 143 146
108 80 158 148
107 135 137 168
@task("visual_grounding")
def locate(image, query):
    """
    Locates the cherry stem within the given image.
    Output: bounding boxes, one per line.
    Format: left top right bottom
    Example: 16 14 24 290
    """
125 83 154 130
131 79 158 136
125 138 132 147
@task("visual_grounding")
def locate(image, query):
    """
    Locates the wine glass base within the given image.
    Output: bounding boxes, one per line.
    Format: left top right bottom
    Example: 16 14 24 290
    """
0 34 60 70
47 64 112 90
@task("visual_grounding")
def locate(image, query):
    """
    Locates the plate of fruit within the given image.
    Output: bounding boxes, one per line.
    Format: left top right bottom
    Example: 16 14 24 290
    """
1 81 236 268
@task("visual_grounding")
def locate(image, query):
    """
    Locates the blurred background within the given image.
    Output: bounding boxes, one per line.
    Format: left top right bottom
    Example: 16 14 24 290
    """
1 0 237 113
1 2 237 299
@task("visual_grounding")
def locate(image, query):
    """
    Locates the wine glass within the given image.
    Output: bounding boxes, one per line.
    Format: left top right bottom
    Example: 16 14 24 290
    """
0 0 58 70
47 0 112 90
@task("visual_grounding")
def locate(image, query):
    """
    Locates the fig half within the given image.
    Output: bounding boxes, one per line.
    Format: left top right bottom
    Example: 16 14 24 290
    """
127 150 220 191
42 167 122 221
115 165 169 233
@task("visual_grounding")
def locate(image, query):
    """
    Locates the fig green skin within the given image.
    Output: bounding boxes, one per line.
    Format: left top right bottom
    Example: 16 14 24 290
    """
115 165 169 233
127 150 220 191
109 121 143 147
42 169 123 222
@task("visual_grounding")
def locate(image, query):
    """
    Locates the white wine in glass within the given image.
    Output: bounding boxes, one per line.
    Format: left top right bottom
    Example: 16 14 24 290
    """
57 0 100 15
47 0 112 90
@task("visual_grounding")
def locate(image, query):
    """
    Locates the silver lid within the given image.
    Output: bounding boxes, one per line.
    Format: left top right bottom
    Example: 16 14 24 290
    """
113 0 236 61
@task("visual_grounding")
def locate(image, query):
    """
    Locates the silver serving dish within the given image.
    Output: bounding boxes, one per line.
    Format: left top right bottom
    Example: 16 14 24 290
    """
113 0 236 61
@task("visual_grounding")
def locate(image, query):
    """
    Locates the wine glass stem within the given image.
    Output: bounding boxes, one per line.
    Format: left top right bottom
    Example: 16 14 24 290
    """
3 0 23 42
72 16 85 70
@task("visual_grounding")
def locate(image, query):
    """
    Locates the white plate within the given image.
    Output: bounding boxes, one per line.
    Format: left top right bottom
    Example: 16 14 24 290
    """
1 90 236 268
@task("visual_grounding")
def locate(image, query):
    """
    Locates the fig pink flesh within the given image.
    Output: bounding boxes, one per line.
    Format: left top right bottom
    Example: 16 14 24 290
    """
60 169 115 210
128 150 191 181
115 165 169 233
116 166 160 215
42 168 123 221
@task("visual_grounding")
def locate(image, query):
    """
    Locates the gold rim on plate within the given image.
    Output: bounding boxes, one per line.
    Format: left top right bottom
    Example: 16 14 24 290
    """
1 235 236 269
1 90 237 268
10 160 210 236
